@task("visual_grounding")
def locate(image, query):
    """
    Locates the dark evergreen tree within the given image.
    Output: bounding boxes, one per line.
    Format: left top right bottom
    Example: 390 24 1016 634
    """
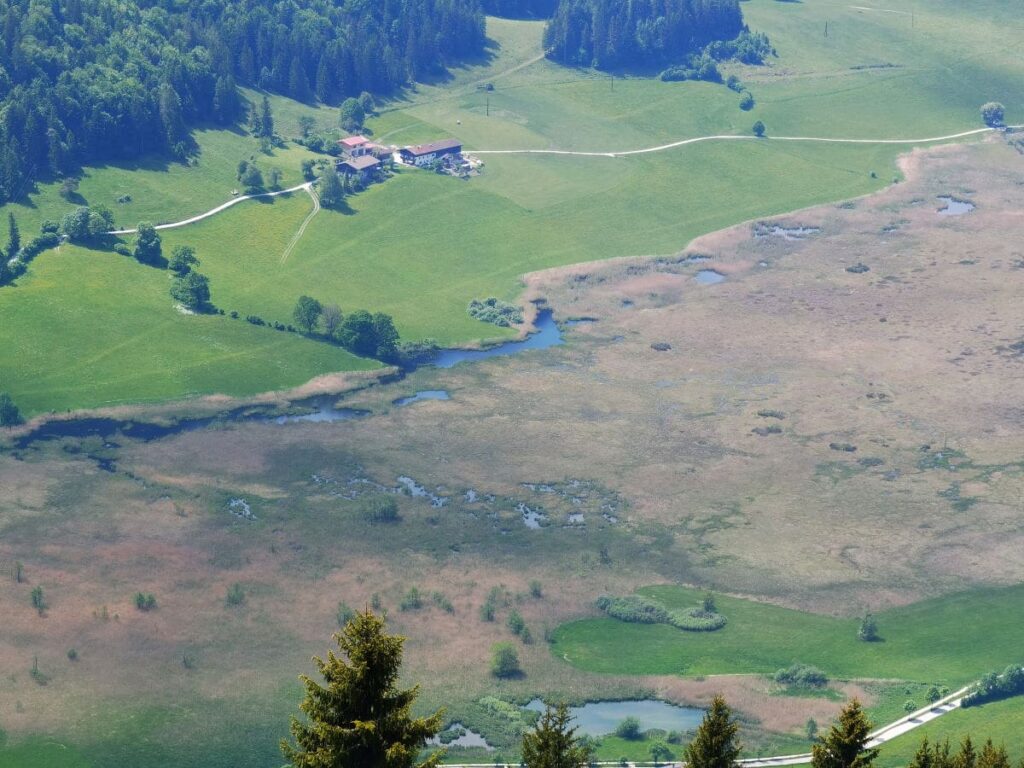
214 76 241 125
7 212 20 257
684 695 741 768
810 700 879 768
0 392 22 426
521 702 591 768
280 609 444 768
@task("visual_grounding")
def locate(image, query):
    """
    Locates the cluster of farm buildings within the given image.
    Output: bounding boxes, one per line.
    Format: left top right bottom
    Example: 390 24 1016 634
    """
334 135 468 181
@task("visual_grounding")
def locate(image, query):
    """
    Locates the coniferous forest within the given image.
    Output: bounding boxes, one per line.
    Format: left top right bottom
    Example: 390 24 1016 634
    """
0 0 486 201
543 0 745 70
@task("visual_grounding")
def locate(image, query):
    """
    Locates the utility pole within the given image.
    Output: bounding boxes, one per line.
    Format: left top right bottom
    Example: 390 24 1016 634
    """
610 74 614 92
486 96 489 117
824 20 828 38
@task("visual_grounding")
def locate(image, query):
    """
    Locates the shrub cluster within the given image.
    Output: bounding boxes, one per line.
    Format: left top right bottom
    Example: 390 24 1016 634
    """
774 663 828 688
668 607 727 632
468 297 524 327
597 594 727 632
596 595 669 624
963 665 1024 707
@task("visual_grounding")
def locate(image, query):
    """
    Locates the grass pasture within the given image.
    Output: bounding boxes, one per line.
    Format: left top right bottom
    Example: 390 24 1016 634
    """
2 2 1024 411
551 584 1024 684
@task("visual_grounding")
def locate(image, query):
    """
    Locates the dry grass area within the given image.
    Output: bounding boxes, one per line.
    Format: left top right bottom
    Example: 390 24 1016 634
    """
1 138 1023 761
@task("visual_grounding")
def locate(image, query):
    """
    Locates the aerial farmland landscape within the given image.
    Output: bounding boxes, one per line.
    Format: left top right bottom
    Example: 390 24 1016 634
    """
0 1 1022 767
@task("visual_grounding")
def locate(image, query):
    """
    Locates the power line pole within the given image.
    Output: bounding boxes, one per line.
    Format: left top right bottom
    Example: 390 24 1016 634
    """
486 96 489 117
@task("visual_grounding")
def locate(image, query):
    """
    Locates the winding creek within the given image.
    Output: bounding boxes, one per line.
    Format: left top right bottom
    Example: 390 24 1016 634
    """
9 310 564 450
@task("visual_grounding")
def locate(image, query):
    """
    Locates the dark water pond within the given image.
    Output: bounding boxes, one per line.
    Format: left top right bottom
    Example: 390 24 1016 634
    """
695 269 726 285
427 310 562 368
936 196 975 216
428 723 494 750
393 390 451 406
13 396 369 449
523 699 704 736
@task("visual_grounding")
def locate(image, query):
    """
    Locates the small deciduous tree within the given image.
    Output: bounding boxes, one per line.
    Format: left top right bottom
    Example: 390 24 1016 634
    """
240 164 264 192
752 120 766 137
322 304 343 337
339 98 365 132
490 642 522 678
171 272 211 311
298 116 316 138
60 206 92 240
134 222 162 265
810 699 878 768
281 609 444 768
521 702 591 768
980 102 1005 128
650 741 674 766
318 168 345 209
293 295 323 334
806 718 818 741
169 245 199 276
684 694 741 768
615 717 641 740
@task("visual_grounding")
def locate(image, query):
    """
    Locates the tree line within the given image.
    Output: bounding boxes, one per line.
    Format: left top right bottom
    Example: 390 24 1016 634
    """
0 0 486 201
281 608 1021 768
542 0 746 70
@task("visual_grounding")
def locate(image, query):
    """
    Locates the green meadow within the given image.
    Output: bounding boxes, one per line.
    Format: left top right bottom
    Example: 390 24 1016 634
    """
2 0 1023 413
551 584 1024 685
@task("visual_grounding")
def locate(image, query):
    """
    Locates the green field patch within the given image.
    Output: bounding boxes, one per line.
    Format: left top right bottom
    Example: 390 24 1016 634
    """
552 584 1024 685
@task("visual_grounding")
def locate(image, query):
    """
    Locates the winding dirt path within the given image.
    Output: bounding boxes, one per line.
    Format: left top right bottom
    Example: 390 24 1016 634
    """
472 125 1018 158
105 125 1018 236
107 181 313 236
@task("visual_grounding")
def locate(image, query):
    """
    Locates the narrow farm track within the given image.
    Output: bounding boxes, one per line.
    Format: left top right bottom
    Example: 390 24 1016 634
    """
107 181 313 235
104 125 1020 235
472 125 1020 158
441 687 971 768
280 185 320 264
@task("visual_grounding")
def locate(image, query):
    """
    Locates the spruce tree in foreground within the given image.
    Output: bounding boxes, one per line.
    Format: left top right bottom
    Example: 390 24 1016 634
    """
811 700 878 768
281 609 444 768
684 694 741 768
521 701 591 768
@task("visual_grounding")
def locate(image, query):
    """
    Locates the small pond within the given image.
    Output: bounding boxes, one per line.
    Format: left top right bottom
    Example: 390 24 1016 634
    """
393 390 451 407
936 196 975 216
523 699 704 736
695 269 725 285
429 723 494 751
754 224 820 241
426 310 562 368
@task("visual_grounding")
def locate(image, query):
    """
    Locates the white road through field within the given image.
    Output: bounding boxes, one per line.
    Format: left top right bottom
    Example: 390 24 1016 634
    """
104 125 1019 235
